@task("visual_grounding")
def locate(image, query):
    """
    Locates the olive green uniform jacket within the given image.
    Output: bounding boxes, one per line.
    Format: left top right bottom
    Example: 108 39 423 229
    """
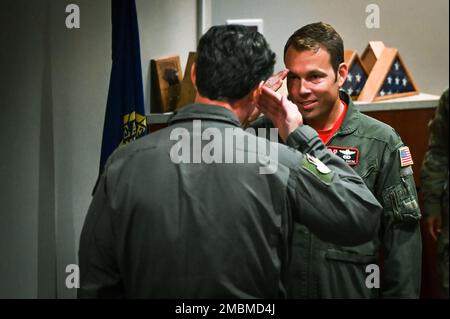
78 103 381 298
251 91 422 298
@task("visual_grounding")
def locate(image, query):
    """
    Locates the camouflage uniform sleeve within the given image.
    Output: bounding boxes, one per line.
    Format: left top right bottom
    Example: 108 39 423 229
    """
285 125 383 247
421 89 449 217
377 135 422 298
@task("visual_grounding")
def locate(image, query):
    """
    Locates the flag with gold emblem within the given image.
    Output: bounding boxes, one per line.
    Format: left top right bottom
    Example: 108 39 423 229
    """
99 0 147 178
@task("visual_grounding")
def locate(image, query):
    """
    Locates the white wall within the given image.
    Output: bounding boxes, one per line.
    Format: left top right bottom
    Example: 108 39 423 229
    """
212 0 449 95
0 0 43 298
138 0 197 112
0 0 197 298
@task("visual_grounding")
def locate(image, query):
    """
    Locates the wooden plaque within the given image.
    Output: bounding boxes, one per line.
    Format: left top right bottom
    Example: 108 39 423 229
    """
150 55 182 113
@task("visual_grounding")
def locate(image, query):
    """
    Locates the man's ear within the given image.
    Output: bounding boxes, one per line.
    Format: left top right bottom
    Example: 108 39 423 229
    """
190 62 197 89
337 63 348 87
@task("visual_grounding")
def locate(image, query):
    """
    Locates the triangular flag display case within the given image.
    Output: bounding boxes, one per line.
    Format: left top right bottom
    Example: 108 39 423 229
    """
176 52 197 110
342 50 369 100
360 41 385 74
358 42 419 102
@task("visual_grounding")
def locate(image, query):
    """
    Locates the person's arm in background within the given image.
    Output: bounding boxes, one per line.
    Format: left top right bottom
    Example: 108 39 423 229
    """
377 140 422 298
421 89 449 240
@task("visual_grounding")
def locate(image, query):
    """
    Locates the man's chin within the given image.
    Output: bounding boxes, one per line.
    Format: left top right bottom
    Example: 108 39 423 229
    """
299 109 316 120
301 111 321 126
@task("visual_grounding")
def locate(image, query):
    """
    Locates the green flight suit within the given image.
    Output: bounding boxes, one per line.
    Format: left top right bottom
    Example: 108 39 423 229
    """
421 89 449 298
78 103 382 298
251 91 422 298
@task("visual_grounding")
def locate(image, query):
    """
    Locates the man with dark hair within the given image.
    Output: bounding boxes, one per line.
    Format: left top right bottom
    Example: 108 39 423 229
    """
78 24 381 298
253 22 422 298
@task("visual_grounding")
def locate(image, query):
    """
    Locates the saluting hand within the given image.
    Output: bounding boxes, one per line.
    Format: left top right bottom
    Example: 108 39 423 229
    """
265 69 289 91
246 69 290 123
257 85 303 143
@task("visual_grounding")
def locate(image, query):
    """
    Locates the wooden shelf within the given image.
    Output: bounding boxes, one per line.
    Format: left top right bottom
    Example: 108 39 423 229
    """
146 93 440 125
355 93 439 112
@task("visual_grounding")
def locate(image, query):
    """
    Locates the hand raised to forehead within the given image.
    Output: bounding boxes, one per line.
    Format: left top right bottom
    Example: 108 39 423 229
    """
264 69 289 91
257 85 303 143
245 69 290 125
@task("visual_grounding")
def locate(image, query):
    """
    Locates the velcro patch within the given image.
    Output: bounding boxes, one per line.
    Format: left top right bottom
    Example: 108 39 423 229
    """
327 146 359 166
302 153 334 185
399 146 414 167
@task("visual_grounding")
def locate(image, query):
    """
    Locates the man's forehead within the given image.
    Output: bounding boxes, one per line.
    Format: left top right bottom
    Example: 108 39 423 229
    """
286 45 330 59
285 47 332 70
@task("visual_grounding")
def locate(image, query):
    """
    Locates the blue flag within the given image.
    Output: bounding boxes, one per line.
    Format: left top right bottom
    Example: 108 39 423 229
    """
99 0 147 176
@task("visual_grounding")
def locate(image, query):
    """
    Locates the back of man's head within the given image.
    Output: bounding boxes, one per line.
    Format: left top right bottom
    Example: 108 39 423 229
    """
284 22 344 76
196 25 276 102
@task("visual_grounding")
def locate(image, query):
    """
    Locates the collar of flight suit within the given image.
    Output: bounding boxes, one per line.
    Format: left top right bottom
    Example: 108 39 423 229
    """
334 90 361 137
168 103 242 128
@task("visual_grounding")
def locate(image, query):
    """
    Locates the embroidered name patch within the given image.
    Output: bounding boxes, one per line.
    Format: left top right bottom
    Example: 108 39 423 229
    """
327 146 360 166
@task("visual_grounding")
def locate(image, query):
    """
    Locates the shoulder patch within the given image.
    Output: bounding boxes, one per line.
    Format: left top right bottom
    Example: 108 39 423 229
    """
302 153 334 185
399 146 414 167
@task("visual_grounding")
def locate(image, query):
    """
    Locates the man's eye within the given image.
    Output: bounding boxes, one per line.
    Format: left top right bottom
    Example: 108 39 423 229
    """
287 74 299 80
307 74 324 83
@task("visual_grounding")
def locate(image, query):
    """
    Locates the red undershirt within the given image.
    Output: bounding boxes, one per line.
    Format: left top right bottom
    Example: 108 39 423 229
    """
317 100 348 145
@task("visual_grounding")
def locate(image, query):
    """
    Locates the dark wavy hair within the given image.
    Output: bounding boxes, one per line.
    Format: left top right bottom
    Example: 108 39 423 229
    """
284 22 344 78
196 25 276 102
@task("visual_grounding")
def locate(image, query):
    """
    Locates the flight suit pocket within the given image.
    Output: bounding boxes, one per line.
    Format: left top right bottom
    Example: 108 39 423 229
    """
325 250 376 264
322 249 378 298
358 159 378 192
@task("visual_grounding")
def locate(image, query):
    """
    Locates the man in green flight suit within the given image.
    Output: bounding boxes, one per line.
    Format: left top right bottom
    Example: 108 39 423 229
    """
252 22 422 298
421 89 449 298
78 24 382 298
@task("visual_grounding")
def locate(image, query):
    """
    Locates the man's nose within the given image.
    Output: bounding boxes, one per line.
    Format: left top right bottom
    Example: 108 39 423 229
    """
298 78 312 95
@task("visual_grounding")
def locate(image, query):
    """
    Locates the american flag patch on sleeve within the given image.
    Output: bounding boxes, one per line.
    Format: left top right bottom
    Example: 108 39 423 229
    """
399 146 414 167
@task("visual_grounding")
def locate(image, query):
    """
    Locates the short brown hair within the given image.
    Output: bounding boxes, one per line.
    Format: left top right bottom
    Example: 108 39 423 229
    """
283 22 344 76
